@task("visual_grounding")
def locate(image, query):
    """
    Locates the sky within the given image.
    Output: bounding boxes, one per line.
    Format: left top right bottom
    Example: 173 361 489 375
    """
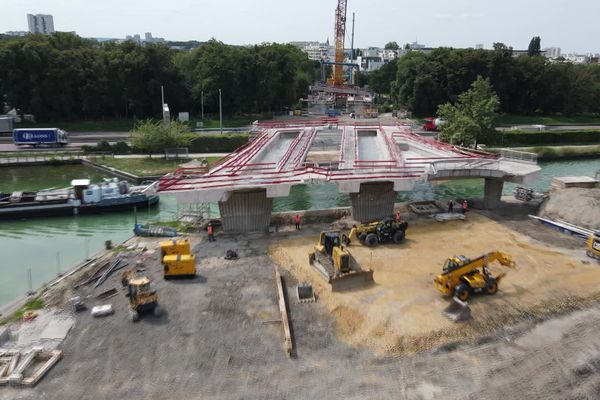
2 0 599 53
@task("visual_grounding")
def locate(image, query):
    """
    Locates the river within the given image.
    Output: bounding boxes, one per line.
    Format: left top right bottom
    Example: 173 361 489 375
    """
1 158 598 306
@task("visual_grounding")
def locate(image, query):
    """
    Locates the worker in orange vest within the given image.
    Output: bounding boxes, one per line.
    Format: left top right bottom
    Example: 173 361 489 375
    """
207 223 215 242
462 200 468 214
293 214 301 230
394 211 401 222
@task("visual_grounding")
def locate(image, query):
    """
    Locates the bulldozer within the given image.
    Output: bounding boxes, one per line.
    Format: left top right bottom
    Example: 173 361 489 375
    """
308 230 373 291
586 231 600 260
122 270 162 322
434 251 516 302
344 217 408 247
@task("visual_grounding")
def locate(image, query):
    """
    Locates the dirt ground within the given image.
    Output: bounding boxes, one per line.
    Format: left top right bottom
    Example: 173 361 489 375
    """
2 207 600 400
270 212 600 355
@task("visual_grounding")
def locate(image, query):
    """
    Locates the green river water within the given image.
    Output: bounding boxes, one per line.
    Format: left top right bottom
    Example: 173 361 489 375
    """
1 158 598 306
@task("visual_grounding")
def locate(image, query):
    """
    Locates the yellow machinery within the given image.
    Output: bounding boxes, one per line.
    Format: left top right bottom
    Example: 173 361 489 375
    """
587 231 600 260
163 254 196 279
434 251 516 302
159 239 190 258
123 272 161 321
345 217 408 247
308 230 373 291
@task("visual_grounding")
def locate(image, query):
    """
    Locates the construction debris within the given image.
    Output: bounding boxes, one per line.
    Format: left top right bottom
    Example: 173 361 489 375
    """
442 297 472 322
91 304 114 318
408 201 442 215
94 258 128 288
69 296 85 312
225 249 239 260
433 213 466 222
274 266 293 357
0 349 63 387
96 288 118 300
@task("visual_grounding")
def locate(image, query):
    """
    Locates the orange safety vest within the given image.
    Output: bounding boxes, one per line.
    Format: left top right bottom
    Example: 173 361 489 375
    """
207 226 213 235
462 201 467 209
293 215 301 224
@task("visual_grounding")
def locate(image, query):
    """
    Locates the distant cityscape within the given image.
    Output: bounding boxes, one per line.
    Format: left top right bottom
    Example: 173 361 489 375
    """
3 13 600 70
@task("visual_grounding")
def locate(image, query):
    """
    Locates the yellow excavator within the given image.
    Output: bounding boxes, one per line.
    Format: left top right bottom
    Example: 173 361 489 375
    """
434 251 516 302
308 230 373 291
587 231 600 260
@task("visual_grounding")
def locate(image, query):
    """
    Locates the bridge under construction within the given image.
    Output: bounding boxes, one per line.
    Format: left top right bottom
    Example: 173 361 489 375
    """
159 120 541 232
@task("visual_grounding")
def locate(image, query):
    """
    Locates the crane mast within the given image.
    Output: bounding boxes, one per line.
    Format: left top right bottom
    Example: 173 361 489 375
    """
331 0 347 86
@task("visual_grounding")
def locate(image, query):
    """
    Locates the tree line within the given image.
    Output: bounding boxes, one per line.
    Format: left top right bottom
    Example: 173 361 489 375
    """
0 33 320 121
369 45 600 116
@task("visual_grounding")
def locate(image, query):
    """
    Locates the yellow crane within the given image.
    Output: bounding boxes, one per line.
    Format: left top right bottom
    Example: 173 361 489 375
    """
434 251 516 301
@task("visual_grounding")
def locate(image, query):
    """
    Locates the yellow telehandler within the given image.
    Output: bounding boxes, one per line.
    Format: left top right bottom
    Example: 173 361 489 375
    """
344 217 408 247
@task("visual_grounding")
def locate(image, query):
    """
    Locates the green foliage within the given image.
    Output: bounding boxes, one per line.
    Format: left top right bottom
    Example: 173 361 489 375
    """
492 130 600 146
130 120 195 155
528 36 542 56
369 60 398 94
438 77 500 146
528 145 600 159
1 297 44 325
390 47 600 116
384 41 400 50
82 140 131 154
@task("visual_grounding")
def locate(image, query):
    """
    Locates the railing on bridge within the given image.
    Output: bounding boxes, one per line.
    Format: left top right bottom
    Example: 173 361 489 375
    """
498 148 538 164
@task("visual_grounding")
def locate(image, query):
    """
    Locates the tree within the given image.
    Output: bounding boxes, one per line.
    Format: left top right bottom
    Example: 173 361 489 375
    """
130 120 195 156
437 76 500 148
528 36 541 56
384 41 400 50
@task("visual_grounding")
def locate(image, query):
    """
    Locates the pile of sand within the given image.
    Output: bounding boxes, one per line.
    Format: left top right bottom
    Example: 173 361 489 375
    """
540 188 600 230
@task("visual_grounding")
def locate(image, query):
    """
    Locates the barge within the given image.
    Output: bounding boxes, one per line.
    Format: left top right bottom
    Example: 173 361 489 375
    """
0 179 159 219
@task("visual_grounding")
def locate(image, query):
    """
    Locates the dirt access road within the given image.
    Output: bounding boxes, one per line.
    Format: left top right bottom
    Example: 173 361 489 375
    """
3 212 600 400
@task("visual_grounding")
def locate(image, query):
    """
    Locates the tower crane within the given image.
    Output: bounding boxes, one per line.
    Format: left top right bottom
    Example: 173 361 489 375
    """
328 0 348 86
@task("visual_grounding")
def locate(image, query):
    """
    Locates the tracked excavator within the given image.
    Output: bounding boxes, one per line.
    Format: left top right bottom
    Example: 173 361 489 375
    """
434 251 516 321
309 230 373 291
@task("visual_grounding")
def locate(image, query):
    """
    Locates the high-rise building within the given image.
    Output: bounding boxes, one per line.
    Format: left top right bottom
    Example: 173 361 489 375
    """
475 44 484 49
27 14 55 35
145 32 153 42
544 47 561 59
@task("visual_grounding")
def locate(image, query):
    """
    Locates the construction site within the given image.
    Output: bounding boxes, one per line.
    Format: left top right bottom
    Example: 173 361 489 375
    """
1 1 600 399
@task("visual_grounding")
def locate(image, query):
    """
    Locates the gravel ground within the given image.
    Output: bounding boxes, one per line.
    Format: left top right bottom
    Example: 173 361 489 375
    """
2 209 600 399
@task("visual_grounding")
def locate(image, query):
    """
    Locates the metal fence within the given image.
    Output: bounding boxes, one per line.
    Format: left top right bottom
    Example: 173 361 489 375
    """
499 148 538 164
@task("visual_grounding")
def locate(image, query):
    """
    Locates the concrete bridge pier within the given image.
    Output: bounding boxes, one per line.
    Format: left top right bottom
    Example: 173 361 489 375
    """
349 182 396 222
218 189 273 233
483 178 504 209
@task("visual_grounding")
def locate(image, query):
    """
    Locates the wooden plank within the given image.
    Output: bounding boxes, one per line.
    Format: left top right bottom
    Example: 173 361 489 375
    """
21 350 62 387
274 266 293 356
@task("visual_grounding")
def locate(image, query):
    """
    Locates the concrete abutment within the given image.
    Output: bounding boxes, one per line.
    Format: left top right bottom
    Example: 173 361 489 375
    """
349 182 396 222
218 189 273 233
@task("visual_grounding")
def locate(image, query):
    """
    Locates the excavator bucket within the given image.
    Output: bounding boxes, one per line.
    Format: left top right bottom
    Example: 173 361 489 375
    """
442 297 472 322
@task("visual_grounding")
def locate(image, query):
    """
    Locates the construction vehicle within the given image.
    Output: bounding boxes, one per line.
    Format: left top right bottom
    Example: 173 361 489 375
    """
122 270 161 321
308 230 373 291
344 217 408 247
587 231 600 260
159 239 190 258
422 117 445 132
434 251 516 302
163 254 196 279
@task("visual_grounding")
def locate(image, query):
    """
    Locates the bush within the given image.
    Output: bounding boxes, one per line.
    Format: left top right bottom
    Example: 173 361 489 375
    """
489 130 600 146
82 140 132 154
188 134 249 153
112 141 132 154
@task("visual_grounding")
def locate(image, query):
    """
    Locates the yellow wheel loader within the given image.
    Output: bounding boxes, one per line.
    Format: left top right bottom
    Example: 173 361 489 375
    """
434 251 516 302
308 230 373 291
122 271 162 322
344 217 408 247
587 231 600 260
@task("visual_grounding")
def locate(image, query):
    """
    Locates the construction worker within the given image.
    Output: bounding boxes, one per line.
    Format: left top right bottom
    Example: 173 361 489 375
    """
395 211 401 222
462 200 468 214
207 223 215 242
447 200 454 213
293 214 301 230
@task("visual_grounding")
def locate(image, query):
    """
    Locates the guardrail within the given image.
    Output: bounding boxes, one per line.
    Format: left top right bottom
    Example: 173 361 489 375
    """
499 148 538 163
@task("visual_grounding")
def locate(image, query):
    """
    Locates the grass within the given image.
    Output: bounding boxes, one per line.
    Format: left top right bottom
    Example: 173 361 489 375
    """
498 114 600 126
91 156 221 176
0 297 45 325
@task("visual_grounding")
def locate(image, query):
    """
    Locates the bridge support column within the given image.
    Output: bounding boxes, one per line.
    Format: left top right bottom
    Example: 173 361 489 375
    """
349 182 395 222
483 178 504 209
218 189 273 233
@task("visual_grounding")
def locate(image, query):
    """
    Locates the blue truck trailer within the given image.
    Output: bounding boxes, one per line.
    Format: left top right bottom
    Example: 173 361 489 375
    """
13 128 69 146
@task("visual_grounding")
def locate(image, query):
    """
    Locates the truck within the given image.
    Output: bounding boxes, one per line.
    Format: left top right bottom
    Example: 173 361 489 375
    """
422 117 445 132
0 116 14 134
13 128 69 147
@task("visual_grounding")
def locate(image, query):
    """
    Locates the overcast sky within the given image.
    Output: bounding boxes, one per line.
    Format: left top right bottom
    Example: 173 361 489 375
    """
2 0 598 53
